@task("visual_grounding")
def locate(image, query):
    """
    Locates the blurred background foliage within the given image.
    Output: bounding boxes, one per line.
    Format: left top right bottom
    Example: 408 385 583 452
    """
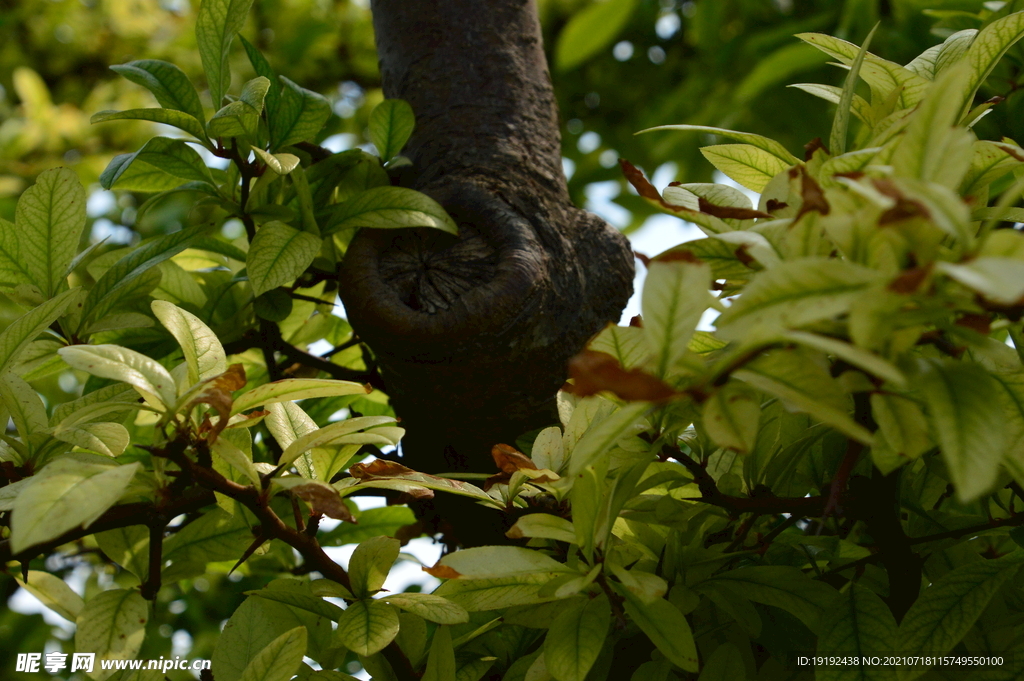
0 0 1021 670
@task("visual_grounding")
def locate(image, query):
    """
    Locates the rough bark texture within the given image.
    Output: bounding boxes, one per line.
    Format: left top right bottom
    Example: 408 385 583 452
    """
340 0 634 527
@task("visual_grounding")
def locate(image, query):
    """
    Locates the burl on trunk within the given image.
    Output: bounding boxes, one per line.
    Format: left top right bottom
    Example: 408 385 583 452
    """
339 0 634 539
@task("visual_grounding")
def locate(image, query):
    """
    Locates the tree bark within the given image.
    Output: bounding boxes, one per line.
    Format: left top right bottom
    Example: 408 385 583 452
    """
339 0 633 530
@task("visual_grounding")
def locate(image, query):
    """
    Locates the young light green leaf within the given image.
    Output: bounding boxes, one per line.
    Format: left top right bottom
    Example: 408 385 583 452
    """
78 225 204 332
555 0 640 71
327 186 458 235
937 258 1024 305
702 381 760 454
238 626 307 681
16 570 85 622
270 76 332 150
916 359 1008 501
432 573 561 612
958 11 1024 121
15 167 87 298
638 125 799 165
0 289 78 375
110 59 206 123
195 0 255 107
898 552 1024 681
642 259 712 378
11 460 139 554
700 144 792 193
349 536 400 598
567 401 651 478
544 594 610 681
212 437 261 487
253 148 301 175
506 514 577 544
817 587 898 681
75 589 148 681
531 426 567 473
619 589 698 672
0 372 47 441
381 593 470 625
422 625 456 681
100 137 213 190
336 600 400 657
426 546 569 580
152 300 227 384
207 99 260 139
715 257 882 341
60 345 177 408
54 422 131 458
788 83 872 125
782 330 906 387
92 108 207 142
369 99 415 162
796 33 930 108
233 378 369 415
278 416 397 467
735 349 872 445
247 221 322 297
831 24 878 156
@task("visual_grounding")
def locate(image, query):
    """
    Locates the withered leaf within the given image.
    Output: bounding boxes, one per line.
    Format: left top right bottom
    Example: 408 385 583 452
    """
565 350 678 402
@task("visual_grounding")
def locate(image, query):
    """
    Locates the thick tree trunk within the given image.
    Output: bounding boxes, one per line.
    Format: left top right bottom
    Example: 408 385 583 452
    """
339 0 634 537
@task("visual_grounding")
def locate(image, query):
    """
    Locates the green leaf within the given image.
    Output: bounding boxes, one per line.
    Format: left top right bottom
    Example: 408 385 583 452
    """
212 437 261 487
11 461 140 554
555 0 640 71
15 168 87 298
642 259 712 378
238 626 307 681
697 643 746 681
898 552 1024 681
92 108 207 142
263 401 318 478
96 525 150 581
714 257 882 341
213 596 312 681
958 11 1024 121
75 589 148 681
1 369 47 442
349 536 400 598
734 348 872 445
831 24 878 157
208 99 260 139
326 186 458 235
381 593 470 625
164 507 254 563
195 0 255 107
16 570 85 622
100 137 213 190
637 125 799 165
336 600 400 657
270 76 332 150
870 393 932 474
110 59 206 123
544 594 610 681
0 288 78 375
781 330 906 387
699 144 792 193
702 381 760 454
59 344 178 409
152 300 227 385
246 221 322 296
422 625 456 681
817 584 898 681
321 506 415 547
700 566 837 633
619 589 698 672
80 227 202 334
916 359 1008 501
232 378 370 415
369 99 415 162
